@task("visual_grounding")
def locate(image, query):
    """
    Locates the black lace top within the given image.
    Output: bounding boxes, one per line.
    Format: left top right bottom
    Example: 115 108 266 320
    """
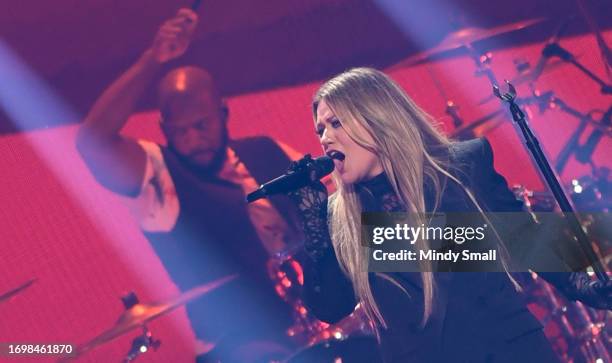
301 172 403 263
298 173 406 325
355 173 405 213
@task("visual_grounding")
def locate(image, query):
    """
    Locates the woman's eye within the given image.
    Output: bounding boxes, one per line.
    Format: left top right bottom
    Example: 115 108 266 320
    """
315 127 324 137
331 119 342 128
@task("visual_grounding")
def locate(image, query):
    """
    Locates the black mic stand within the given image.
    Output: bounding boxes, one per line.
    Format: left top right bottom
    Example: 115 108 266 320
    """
493 81 609 282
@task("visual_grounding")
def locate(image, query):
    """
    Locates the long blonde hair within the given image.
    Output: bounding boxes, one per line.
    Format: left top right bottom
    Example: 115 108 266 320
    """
313 68 516 331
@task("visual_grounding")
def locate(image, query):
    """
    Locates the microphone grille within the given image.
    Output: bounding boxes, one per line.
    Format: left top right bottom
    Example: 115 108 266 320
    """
315 155 335 177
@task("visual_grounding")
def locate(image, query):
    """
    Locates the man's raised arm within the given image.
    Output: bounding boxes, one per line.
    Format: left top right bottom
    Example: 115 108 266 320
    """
76 8 198 196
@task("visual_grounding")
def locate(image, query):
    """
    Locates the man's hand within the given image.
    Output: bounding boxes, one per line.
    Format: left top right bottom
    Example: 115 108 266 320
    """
149 8 199 63
77 8 199 196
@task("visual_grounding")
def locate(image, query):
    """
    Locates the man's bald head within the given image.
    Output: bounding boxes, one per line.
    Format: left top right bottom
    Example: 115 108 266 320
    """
158 66 223 122
157 66 229 172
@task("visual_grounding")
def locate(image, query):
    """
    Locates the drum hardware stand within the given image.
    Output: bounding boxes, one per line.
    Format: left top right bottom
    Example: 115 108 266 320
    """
517 90 612 174
466 43 499 88
512 57 531 76
475 17 574 106
575 0 612 83
493 81 609 282
445 100 474 139
525 23 612 194
425 66 474 140
557 115 592 177
531 275 610 363
535 38 612 177
441 43 512 139
466 42 532 133
65 277 234 361
532 27 612 211
540 42 612 95
466 43 509 116
526 13 611 93
450 92 560 140
120 292 161 362
574 104 612 164
123 325 161 362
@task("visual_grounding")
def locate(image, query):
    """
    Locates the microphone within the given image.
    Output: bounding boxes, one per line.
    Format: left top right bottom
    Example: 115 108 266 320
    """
246 154 334 203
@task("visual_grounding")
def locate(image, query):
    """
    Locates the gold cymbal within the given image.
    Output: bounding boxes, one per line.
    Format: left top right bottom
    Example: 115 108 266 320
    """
391 18 546 69
478 57 573 104
450 109 504 139
63 274 237 361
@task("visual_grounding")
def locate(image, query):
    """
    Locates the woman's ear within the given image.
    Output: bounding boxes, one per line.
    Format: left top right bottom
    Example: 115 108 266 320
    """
221 100 229 123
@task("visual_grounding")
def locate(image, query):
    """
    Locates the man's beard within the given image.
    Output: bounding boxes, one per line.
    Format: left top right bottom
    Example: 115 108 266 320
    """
170 130 229 178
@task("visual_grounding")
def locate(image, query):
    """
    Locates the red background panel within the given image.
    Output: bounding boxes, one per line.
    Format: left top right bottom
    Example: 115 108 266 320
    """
1 32 611 362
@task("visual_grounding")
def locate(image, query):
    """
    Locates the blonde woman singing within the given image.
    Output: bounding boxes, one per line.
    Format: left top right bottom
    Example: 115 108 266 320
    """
287 68 611 363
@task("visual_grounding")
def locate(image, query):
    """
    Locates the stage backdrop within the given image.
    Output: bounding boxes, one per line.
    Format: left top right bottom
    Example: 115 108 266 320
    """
1 32 610 362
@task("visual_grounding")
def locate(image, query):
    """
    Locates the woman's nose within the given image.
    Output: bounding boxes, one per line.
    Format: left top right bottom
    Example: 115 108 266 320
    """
320 128 334 147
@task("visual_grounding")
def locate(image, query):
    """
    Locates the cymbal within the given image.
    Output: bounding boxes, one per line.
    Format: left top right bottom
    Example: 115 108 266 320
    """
391 18 546 69
452 89 571 138
65 274 237 360
0 278 36 303
450 109 504 138
478 57 574 104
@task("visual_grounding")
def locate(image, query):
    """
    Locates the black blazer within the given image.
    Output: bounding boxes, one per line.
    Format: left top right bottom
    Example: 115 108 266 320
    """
302 138 561 363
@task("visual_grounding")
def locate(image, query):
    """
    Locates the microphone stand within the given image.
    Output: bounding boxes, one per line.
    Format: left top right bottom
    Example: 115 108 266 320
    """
493 81 609 283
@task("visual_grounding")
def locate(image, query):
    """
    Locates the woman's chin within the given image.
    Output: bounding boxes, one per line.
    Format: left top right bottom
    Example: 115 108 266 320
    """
339 172 358 185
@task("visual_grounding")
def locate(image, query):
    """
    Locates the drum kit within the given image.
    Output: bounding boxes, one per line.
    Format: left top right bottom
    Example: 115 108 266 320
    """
2 14 610 363
522 270 611 363
391 11 611 363
266 246 381 363
280 12 611 363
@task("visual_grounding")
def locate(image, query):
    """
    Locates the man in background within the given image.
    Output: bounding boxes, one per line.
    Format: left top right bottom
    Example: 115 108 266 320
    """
77 8 302 362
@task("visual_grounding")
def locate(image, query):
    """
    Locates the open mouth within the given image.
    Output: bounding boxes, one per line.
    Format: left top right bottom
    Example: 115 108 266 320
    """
327 150 346 161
